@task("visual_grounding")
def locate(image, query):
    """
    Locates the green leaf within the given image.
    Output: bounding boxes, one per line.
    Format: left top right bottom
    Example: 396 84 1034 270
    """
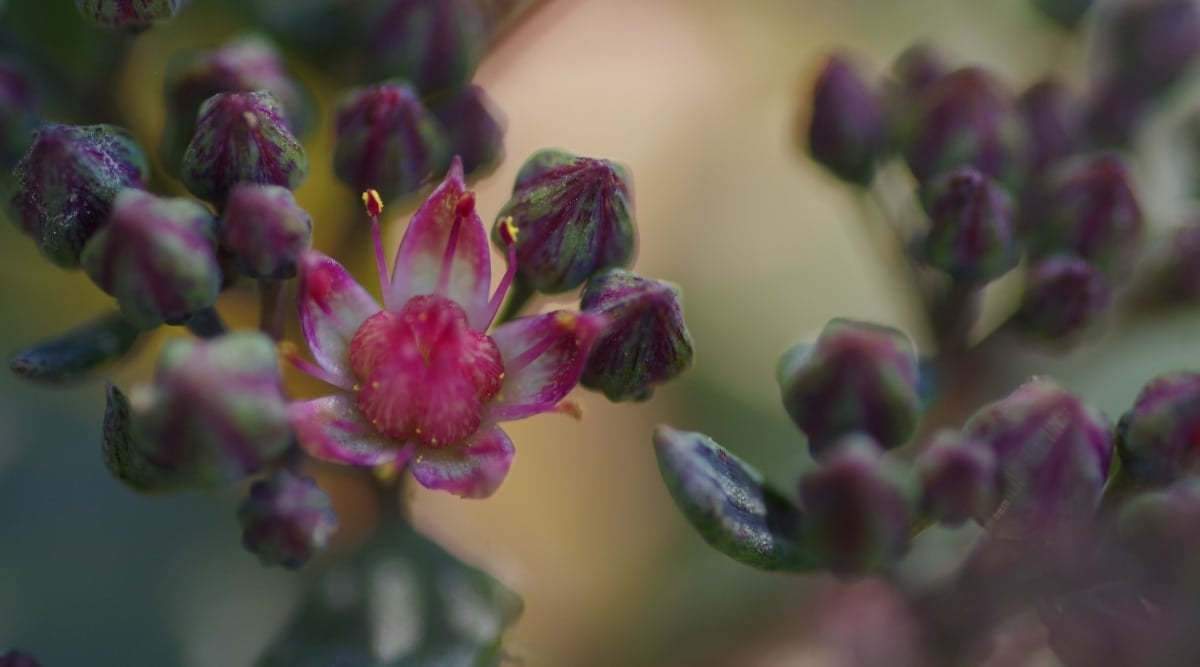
255 521 523 667
10 311 142 385
101 383 184 493
654 425 819 571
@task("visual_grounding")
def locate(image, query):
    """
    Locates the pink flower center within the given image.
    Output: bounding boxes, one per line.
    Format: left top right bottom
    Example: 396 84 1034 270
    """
348 294 503 448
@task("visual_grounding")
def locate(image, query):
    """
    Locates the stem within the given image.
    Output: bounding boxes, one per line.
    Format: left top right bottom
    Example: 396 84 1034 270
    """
493 277 534 326
184 307 229 339
258 279 286 341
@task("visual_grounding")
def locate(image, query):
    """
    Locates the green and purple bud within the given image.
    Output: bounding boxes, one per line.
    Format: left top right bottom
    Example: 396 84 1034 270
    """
9 123 149 268
914 430 1001 526
493 149 636 294
0 59 39 170
430 84 505 178
1116 372 1200 484
798 435 916 574
1020 78 1083 172
238 470 338 569
962 377 1112 533
579 269 693 402
182 90 308 208
219 184 312 280
777 319 920 458
1142 221 1200 301
807 53 886 186
75 0 184 30
1014 255 1110 344
366 0 489 95
1032 0 1094 29
333 81 448 202
0 651 39 667
1093 0 1200 98
918 167 1020 285
80 189 220 329
891 42 946 98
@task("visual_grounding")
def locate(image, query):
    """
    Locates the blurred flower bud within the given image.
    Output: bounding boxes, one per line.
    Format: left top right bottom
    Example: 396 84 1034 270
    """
962 377 1112 533
162 35 313 176
914 430 1001 526
75 0 183 29
919 167 1020 284
0 651 39 667
798 434 916 574
1043 583 1163 667
0 59 39 170
807 53 886 186
579 269 694 402
9 123 149 268
493 149 636 294
891 42 946 98
1142 220 1200 301
333 81 448 202
777 319 920 458
1032 0 1094 29
80 189 220 329
238 470 338 569
1020 78 1083 172
182 90 308 207
1117 477 1200 597
366 0 489 95
430 84 505 178
1081 79 1147 149
219 184 312 279
1014 255 1110 344
1094 0 1200 98
128 332 292 487
901 67 1027 190
1116 372 1200 484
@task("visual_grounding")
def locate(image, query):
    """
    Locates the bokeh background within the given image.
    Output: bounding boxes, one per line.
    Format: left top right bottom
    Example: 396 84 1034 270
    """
3 1 1200 665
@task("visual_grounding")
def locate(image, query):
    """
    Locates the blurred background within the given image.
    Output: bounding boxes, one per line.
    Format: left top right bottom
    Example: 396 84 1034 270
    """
3 0 1200 665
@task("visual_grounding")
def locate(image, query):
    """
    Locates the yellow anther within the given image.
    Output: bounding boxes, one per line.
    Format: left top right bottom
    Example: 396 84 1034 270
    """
499 216 519 245
362 189 384 217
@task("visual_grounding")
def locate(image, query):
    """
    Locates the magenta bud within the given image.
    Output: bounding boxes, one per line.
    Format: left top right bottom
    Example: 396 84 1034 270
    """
9 123 149 268
182 90 308 208
1020 78 1083 172
913 430 1001 526
430 84 505 178
366 0 489 95
1116 372 1200 484
807 53 886 186
75 0 184 29
777 319 920 458
333 81 448 202
1014 255 1110 344
220 184 312 279
238 470 338 569
919 167 1020 284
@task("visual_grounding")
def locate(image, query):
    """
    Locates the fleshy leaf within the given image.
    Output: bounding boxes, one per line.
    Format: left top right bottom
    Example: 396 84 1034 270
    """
653 426 818 571
10 311 142 385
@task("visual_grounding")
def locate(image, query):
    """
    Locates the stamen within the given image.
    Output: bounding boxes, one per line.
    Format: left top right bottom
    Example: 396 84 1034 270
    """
281 341 355 391
485 216 520 327
363 190 390 302
437 191 475 296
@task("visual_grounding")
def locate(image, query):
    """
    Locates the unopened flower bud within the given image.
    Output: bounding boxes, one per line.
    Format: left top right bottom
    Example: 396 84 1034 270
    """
9 123 149 267
579 269 693 402
914 430 1001 526
1116 477 1200 597
1116 372 1200 484
1143 221 1200 301
493 149 636 294
798 435 916 574
1020 78 1083 172
128 332 291 487
807 53 886 186
919 167 1019 284
430 84 505 177
75 0 183 29
1032 0 1094 29
238 470 338 569
891 43 946 98
1014 255 1110 344
777 319 920 458
80 189 220 328
333 82 448 202
962 377 1112 532
1081 79 1147 149
366 0 489 95
220 184 312 279
0 60 39 170
182 90 308 207
1094 0 1200 98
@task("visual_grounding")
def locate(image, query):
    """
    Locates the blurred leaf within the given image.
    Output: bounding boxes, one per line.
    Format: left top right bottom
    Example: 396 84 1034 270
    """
654 425 819 572
9 311 141 385
254 520 523 667
101 383 183 493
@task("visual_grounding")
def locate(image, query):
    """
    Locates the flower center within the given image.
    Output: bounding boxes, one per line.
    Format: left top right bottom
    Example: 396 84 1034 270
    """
347 294 503 448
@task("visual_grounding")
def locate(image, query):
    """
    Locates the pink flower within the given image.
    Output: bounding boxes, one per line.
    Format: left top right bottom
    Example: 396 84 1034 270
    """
287 159 606 498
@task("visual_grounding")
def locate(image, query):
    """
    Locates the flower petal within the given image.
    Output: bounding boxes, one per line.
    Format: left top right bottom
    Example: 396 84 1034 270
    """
290 394 410 467
298 250 380 377
409 426 514 498
485 311 607 421
388 158 491 328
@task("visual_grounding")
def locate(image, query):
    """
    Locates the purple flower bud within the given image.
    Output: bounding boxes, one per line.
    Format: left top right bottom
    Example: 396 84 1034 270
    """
798 435 916 574
219 184 312 279
914 430 1001 526
9 123 149 268
0 59 39 169
493 149 636 294
807 53 886 186
1020 78 1083 172
1116 372 1200 484
238 470 338 569
162 35 312 176
75 0 184 29
1032 0 1094 28
1116 477 1200 596
430 84 505 178
579 269 693 402
777 319 920 458
919 167 1020 284
1143 221 1200 301
127 332 292 487
891 43 947 98
182 90 308 208
0 651 40 667
1082 79 1148 149
333 81 448 202
902 67 1028 190
962 377 1112 533
1094 0 1200 97
366 0 489 95
1014 255 1110 344
80 189 220 328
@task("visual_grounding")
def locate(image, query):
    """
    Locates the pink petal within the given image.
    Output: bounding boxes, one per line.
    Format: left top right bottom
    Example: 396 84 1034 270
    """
388 158 491 328
409 426 514 498
290 394 411 466
485 311 607 421
298 251 381 377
